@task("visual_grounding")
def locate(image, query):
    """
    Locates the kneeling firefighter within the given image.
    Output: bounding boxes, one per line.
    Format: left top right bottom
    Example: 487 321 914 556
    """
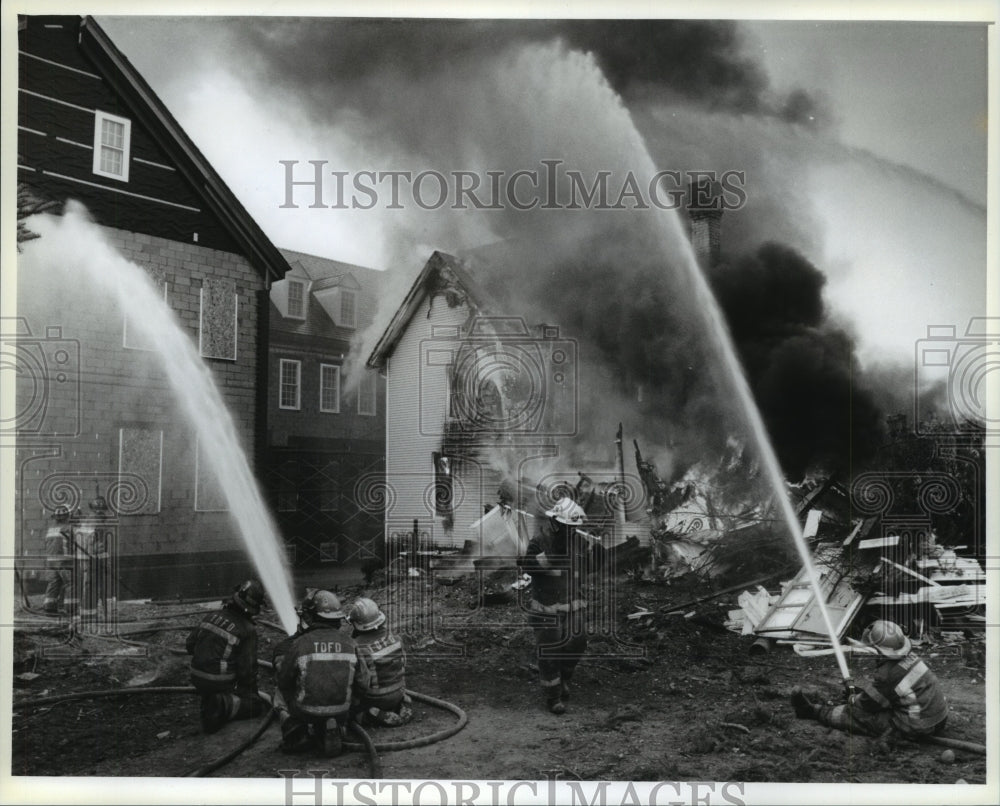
186 579 268 733
349 597 412 727
273 590 369 756
791 619 949 738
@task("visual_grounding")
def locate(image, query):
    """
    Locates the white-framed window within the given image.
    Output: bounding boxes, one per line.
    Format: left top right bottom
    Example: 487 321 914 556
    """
320 363 341 413
358 369 377 416
287 279 306 319
92 111 131 181
340 289 357 329
279 359 301 410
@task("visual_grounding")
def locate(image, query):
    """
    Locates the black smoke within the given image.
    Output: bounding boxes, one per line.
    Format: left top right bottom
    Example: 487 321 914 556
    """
709 243 886 479
225 18 824 127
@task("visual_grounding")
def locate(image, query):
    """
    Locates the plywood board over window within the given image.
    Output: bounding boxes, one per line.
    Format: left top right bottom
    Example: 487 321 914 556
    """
199 278 238 360
117 427 162 514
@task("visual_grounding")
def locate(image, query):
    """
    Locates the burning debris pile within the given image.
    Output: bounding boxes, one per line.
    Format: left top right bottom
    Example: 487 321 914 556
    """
632 438 800 586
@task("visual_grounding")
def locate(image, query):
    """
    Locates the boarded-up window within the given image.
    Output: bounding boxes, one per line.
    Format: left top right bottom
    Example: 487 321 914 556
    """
358 370 376 416
117 428 162 513
280 360 301 410
199 279 238 361
320 364 340 413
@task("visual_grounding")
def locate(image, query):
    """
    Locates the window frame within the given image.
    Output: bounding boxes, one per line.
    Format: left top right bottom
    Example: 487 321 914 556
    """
340 288 358 329
279 359 302 410
319 363 341 414
92 110 131 182
357 369 377 416
286 279 306 320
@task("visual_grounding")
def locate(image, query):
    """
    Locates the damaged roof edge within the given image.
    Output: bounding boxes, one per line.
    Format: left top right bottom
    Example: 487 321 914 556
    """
367 250 484 369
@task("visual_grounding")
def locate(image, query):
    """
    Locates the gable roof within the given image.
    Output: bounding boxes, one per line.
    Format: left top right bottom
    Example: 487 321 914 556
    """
76 16 290 282
366 250 492 369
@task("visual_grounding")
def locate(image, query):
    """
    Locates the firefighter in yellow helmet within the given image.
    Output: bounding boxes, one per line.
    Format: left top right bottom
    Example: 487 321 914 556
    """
791 619 949 738
518 496 589 715
349 597 412 727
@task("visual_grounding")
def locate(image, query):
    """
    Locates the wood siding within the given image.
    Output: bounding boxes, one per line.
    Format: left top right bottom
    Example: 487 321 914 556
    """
384 294 495 547
18 19 240 252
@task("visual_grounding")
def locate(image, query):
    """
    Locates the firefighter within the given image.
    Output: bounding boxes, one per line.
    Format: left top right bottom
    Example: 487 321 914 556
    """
518 496 589 715
348 597 412 727
76 494 112 627
64 508 84 617
274 590 368 756
791 619 949 738
42 506 74 615
186 579 267 734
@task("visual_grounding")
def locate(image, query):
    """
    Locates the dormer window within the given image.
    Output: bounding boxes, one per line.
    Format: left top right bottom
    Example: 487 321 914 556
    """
340 289 357 329
287 279 306 319
92 111 131 181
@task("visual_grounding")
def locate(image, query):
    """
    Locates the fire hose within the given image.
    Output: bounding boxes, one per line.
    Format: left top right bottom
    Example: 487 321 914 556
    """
15 681 469 776
16 609 467 776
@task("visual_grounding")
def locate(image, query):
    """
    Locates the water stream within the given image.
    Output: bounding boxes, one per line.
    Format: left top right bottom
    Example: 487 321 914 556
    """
654 208 854 681
28 205 299 635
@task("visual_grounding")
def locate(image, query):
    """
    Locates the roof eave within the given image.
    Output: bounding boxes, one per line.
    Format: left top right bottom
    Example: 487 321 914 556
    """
78 16 291 284
367 251 477 369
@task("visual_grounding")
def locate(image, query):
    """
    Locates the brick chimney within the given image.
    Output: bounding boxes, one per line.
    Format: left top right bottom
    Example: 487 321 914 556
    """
686 177 723 267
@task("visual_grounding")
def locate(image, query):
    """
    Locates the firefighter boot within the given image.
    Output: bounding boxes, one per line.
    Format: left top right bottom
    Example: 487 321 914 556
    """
200 693 227 734
322 720 343 758
279 720 312 754
790 688 821 720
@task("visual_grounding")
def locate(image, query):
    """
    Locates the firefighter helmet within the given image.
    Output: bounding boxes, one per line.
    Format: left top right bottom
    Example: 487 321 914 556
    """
861 619 911 659
308 590 346 621
230 579 266 616
348 597 386 631
89 495 109 513
545 496 586 526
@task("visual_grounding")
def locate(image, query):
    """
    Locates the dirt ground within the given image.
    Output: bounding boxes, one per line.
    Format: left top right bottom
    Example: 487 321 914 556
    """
10 571 988 785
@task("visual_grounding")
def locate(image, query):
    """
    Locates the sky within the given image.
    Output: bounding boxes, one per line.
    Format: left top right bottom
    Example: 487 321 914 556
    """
88 9 992 374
